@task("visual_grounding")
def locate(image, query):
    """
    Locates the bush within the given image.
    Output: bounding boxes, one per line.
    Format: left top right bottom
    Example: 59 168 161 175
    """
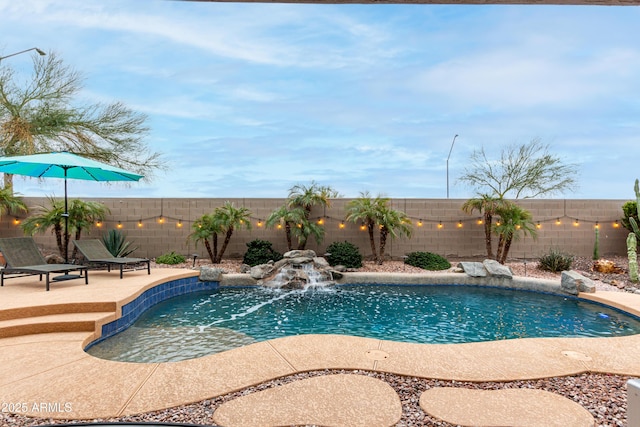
404 251 451 270
102 229 137 257
325 241 363 268
538 249 574 272
242 239 283 267
156 251 186 265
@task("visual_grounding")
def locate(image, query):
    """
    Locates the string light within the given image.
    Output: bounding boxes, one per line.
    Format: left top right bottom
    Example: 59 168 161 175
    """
555 218 561 225
317 218 324 225
257 220 263 227
117 221 123 229
95 221 102 228
138 219 143 228
614 220 620 228
437 221 443 229
360 223 366 231
339 221 345 229
277 224 282 229
417 219 423 227
157 216 165 224
477 218 483 225
177 220 183 228
574 219 579 227
13 217 20 225
457 220 463 228
595 221 599 229
536 222 542 229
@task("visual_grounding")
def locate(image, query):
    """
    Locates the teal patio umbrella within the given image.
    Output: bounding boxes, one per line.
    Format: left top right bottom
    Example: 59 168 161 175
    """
0 151 143 261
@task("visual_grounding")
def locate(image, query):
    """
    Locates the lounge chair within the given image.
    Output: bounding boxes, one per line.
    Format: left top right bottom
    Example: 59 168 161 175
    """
0 237 89 291
73 239 150 279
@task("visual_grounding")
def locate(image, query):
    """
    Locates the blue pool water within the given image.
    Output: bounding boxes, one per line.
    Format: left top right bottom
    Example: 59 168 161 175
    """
87 285 640 363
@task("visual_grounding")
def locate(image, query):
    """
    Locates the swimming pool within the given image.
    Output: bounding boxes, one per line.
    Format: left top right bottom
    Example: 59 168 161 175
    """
87 285 640 363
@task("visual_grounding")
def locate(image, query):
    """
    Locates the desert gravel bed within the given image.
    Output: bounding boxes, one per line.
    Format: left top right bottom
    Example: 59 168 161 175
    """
2 255 637 427
2 371 630 427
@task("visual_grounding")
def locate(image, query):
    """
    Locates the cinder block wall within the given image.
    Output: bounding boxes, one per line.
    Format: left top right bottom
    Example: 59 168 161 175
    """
0 197 631 261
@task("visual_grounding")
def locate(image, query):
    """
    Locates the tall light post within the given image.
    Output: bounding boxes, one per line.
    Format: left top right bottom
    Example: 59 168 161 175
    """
0 47 46 64
446 134 458 199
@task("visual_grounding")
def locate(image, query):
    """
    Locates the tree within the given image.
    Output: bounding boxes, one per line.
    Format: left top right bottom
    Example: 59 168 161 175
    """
345 192 412 264
266 205 306 251
461 195 511 259
345 192 389 261
189 202 252 263
21 197 108 260
377 205 413 265
459 139 576 263
286 181 339 249
188 214 219 264
0 51 163 189
213 202 252 263
493 204 537 264
0 185 27 218
458 139 577 199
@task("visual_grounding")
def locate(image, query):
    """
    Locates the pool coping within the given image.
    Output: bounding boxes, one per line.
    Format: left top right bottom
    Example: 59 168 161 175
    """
1 268 640 421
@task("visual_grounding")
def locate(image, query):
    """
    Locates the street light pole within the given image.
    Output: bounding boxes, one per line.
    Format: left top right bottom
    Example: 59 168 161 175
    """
446 134 458 199
0 47 46 64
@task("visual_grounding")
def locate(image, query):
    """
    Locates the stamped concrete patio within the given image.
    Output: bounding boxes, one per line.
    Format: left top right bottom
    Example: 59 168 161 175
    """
1 268 640 426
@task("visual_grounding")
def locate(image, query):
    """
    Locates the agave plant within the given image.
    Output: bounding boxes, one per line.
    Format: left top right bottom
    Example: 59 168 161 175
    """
102 229 138 257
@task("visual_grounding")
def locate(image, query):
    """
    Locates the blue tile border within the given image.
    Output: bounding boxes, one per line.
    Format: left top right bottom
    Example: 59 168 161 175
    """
85 276 219 350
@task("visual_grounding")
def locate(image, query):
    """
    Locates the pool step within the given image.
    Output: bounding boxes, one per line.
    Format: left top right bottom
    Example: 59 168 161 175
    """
0 311 116 339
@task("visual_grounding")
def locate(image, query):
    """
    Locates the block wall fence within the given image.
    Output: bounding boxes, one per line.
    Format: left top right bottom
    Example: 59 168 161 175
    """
0 197 632 262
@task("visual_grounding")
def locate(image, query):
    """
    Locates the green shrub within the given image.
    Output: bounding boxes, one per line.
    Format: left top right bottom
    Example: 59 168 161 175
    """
538 249 574 272
156 251 186 265
102 229 137 257
325 241 363 268
404 251 451 270
242 239 283 267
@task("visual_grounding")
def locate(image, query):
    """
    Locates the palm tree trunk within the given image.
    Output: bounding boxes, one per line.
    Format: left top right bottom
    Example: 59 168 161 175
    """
499 235 514 264
216 228 234 263
285 223 293 251
367 223 377 261
54 223 64 258
203 239 215 263
484 213 494 259
378 227 388 265
496 233 505 263
212 233 219 263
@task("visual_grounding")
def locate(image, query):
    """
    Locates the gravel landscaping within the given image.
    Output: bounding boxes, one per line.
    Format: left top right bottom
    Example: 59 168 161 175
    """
3 255 638 427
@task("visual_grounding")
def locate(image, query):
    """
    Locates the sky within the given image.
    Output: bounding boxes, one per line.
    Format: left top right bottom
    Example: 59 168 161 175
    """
1 0 639 200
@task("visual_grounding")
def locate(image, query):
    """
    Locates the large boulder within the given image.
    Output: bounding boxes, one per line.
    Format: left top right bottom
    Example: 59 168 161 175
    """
457 262 487 277
483 259 513 279
250 263 276 279
561 271 596 295
199 266 224 282
283 250 317 259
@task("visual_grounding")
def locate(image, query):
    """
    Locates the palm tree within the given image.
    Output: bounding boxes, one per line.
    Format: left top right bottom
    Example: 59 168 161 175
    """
346 192 389 261
21 197 108 260
0 185 28 218
346 192 412 264
188 214 219 263
461 195 511 260
212 202 252 263
494 204 537 264
21 197 66 257
286 181 339 248
377 205 413 265
67 199 109 260
266 205 306 251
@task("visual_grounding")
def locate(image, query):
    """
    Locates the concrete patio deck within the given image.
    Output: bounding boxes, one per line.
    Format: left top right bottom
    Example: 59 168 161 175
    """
1 268 640 425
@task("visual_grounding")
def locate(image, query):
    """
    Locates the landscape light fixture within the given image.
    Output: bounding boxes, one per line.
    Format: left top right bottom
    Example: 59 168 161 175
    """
446 134 458 199
0 47 46 64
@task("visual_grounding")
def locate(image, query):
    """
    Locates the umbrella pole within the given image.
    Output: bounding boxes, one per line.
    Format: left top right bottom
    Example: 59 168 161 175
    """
62 168 70 263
